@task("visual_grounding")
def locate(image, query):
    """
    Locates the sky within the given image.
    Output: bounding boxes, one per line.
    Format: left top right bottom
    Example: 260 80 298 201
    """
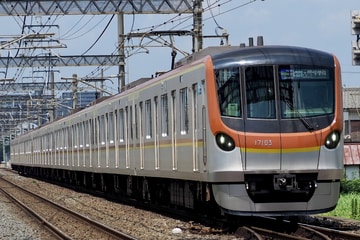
0 0 360 95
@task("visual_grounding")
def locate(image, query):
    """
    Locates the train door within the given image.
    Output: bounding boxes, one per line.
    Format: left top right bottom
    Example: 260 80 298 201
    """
192 82 203 172
84 119 91 168
127 105 133 169
171 90 177 170
159 93 169 170
117 108 126 169
139 102 144 169
153 96 160 170
243 65 281 171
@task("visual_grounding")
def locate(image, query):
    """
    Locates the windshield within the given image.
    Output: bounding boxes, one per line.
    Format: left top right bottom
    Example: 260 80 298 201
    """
215 65 334 120
279 65 334 118
245 66 276 119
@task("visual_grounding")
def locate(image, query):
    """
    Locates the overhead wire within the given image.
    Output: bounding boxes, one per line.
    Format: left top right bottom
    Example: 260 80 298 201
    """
81 0 248 85
61 15 107 40
10 0 259 93
81 14 115 56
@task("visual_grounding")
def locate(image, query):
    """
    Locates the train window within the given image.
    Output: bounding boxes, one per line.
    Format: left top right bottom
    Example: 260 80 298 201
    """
139 102 143 140
100 115 106 145
180 87 189 135
135 104 139 139
245 66 275 119
215 67 241 117
171 90 176 137
108 112 115 144
68 126 72 150
89 119 95 145
61 129 65 165
161 94 169 137
74 124 78 149
117 109 125 142
154 96 158 138
279 65 334 118
145 99 152 139
78 122 83 148
84 120 89 147
192 84 198 130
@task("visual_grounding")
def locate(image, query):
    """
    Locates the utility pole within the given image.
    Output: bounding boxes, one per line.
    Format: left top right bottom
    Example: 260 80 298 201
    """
193 0 203 52
50 70 55 121
118 13 125 93
72 74 78 110
351 10 360 65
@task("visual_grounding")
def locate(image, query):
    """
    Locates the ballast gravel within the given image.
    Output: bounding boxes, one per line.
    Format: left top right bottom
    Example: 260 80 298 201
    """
0 196 46 240
0 168 235 240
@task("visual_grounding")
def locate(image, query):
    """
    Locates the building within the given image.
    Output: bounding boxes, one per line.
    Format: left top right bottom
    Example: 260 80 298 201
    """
56 91 100 117
343 87 360 179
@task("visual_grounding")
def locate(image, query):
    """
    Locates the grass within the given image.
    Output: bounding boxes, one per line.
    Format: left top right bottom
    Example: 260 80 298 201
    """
321 193 360 220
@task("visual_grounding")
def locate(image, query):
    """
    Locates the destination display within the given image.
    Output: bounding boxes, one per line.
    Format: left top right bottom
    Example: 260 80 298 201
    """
279 67 329 80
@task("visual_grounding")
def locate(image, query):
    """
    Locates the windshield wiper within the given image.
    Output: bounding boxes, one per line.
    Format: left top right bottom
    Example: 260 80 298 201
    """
285 100 314 131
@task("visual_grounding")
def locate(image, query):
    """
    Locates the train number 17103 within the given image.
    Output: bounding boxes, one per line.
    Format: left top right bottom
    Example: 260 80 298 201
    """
254 139 273 146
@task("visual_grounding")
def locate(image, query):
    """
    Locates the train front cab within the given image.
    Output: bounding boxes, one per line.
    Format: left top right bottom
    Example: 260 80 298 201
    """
205 46 343 216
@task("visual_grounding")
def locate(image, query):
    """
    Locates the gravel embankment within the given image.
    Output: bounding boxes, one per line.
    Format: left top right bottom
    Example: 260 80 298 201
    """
0 168 235 240
2 167 360 239
0 193 53 239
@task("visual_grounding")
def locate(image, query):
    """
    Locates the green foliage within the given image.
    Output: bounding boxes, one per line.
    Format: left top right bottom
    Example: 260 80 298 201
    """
351 198 359 219
340 178 360 194
321 179 360 220
321 193 360 220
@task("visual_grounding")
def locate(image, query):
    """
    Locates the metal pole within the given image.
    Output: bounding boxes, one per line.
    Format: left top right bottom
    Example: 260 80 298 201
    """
50 70 55 121
72 74 78 110
118 13 125 93
100 69 104 98
193 0 203 52
2 137 5 167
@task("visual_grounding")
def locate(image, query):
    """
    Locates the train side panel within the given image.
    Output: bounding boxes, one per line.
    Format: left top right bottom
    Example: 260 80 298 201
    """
11 58 211 183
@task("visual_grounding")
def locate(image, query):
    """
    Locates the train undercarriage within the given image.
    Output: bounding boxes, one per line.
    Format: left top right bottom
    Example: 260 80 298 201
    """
11 165 218 214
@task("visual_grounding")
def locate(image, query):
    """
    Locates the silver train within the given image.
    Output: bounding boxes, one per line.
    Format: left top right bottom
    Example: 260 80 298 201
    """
11 45 344 216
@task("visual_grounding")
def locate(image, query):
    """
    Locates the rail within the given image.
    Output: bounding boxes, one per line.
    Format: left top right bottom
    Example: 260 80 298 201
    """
0 176 137 240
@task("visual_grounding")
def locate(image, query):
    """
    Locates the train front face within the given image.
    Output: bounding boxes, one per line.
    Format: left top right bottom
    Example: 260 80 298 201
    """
206 46 343 216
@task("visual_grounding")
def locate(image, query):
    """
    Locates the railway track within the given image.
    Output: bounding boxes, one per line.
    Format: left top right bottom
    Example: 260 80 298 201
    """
0 175 137 240
2 169 360 239
235 217 360 240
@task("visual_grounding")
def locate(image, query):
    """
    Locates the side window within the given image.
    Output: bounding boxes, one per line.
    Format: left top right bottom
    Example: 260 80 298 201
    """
129 106 133 139
136 102 144 139
68 126 72 149
171 90 176 135
78 122 83 148
161 94 168 137
216 67 241 117
108 112 115 144
154 96 158 138
73 124 78 149
84 120 89 147
90 119 95 145
118 109 125 142
100 115 106 145
145 99 152 139
135 103 139 139
180 87 189 135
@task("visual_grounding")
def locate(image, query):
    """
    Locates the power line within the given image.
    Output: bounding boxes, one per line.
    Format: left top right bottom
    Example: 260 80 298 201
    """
81 15 115 55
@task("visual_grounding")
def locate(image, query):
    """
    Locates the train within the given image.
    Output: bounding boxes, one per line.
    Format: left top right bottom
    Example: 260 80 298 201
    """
10 44 343 216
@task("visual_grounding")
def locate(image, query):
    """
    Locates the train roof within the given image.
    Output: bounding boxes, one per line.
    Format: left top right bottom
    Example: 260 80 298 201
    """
175 45 335 69
174 46 240 68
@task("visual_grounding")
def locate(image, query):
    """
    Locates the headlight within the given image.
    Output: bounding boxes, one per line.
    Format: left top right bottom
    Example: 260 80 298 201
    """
324 131 340 149
215 133 235 151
